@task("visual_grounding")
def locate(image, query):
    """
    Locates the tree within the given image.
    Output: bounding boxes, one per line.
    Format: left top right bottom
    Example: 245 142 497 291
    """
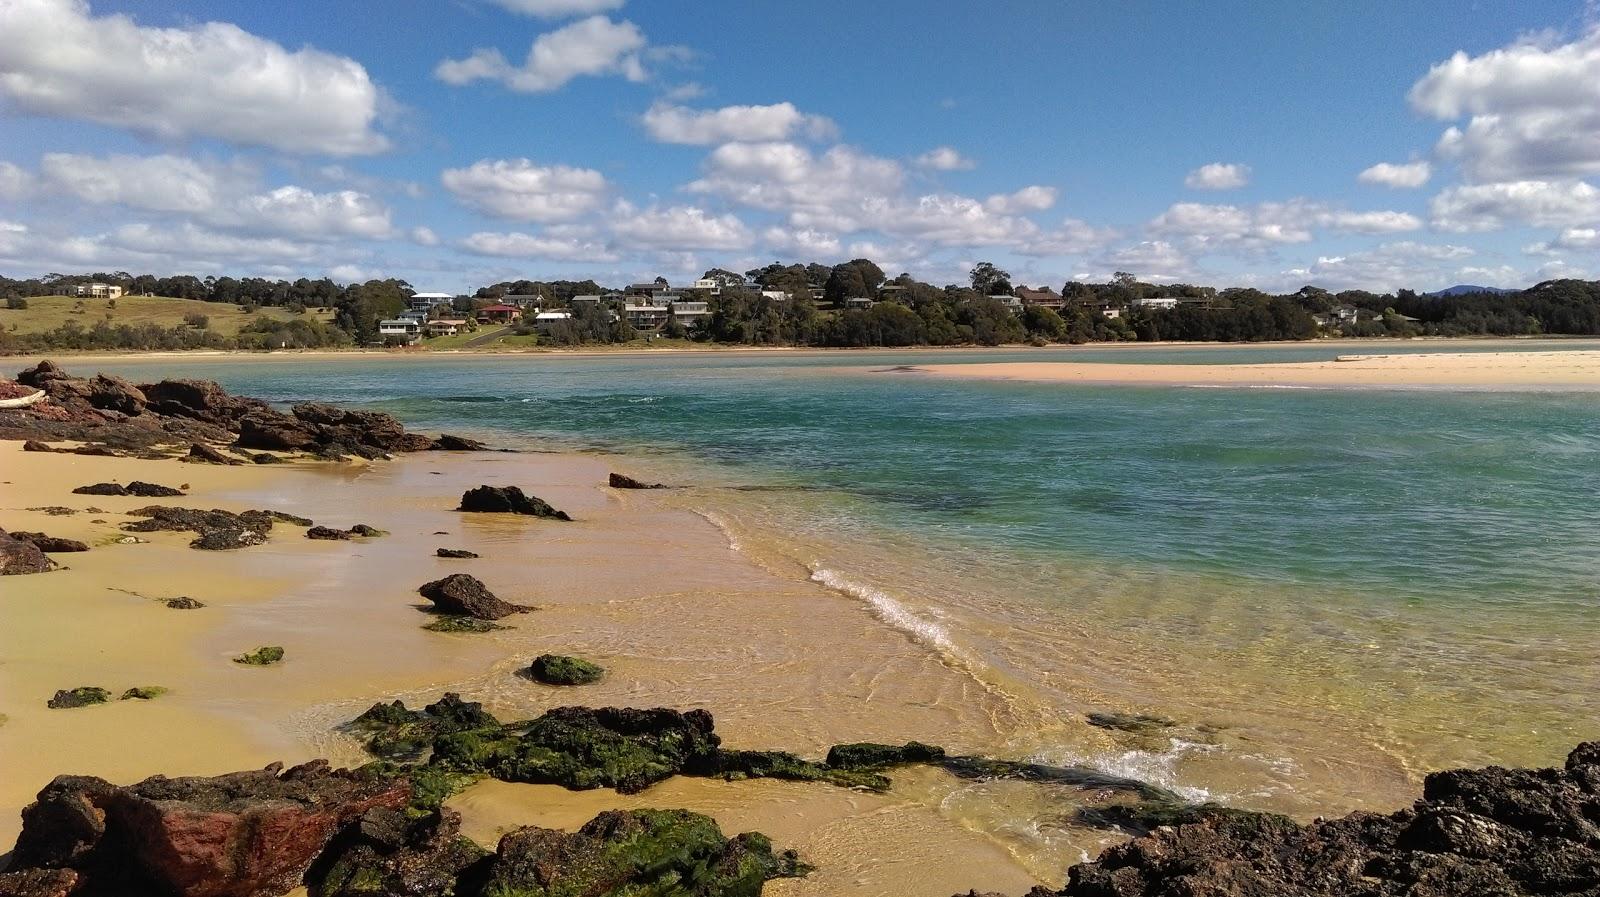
823 259 885 304
969 262 1013 296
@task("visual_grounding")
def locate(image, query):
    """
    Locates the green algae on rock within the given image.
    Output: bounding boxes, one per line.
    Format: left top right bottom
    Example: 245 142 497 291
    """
422 616 505 633
234 646 285 666
524 654 605 686
46 687 110 709
119 686 169 701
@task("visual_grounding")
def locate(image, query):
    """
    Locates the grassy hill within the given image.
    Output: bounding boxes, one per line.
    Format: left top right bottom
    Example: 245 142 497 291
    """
0 294 329 338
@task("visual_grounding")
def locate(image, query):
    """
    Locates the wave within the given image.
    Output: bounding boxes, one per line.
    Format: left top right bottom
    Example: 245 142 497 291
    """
1039 738 1223 804
436 395 511 403
810 567 974 666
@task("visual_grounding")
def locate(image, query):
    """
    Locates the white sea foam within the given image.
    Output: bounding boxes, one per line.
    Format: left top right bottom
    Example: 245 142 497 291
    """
696 510 743 552
1042 738 1222 804
810 567 968 662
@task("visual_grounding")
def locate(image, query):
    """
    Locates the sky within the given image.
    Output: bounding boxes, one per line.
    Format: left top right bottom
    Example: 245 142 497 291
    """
1 0 1598 295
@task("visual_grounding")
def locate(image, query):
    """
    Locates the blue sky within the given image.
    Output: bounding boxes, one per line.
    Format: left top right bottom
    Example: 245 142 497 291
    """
1 0 1597 294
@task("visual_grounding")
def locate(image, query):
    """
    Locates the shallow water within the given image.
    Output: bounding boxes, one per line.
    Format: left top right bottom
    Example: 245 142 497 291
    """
71 346 1600 875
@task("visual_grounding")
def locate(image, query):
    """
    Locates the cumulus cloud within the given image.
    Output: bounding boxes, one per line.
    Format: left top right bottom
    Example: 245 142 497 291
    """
435 16 652 92
460 229 618 261
1151 199 1422 252
108 221 320 262
0 0 388 155
610 202 753 251
410 226 440 246
761 226 842 258
1019 218 1120 257
1409 27 1600 181
1277 241 1496 293
642 101 835 145
983 185 1058 214
1094 241 1198 283
231 186 393 239
441 158 609 222
688 141 905 232
1429 179 1600 231
0 161 30 199
1358 161 1433 189
486 0 625 18
40 152 223 213
914 147 976 171
1184 162 1251 190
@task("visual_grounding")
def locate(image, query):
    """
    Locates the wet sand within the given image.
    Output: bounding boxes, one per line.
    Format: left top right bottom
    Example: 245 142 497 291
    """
910 350 1600 389
0 442 1060 894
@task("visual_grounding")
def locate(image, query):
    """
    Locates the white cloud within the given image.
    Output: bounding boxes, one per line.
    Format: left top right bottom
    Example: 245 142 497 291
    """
0 162 30 199
486 0 626 18
108 221 319 262
1019 218 1120 257
1358 161 1433 189
1095 241 1198 283
1409 27 1600 180
611 203 753 252
460 230 619 261
760 226 841 258
642 101 835 145
1184 162 1251 190
1151 199 1422 252
914 147 976 171
411 226 440 246
1277 241 1495 293
40 152 222 213
0 0 388 155
983 185 1058 214
1429 179 1600 231
688 141 905 232
232 186 393 239
441 158 609 222
435 16 651 93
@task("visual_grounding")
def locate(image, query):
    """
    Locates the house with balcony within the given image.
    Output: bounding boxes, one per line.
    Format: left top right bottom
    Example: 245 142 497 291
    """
74 282 123 299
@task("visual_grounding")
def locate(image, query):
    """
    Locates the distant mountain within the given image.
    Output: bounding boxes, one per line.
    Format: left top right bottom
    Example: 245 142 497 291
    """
1427 284 1521 297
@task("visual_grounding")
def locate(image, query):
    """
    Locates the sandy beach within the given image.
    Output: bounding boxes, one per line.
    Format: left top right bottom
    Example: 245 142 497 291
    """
905 350 1600 389
0 440 1053 896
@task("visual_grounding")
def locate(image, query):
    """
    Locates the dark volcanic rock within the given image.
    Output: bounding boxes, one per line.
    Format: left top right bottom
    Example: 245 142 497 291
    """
418 574 530 621
431 434 487 451
309 807 489 897
234 646 285 666
141 377 270 427
165 597 206 610
184 442 243 465
608 472 665 489
306 526 353 541
347 693 500 761
191 528 267 550
9 532 89 553
825 741 947 770
9 761 410 897
435 548 479 559
1 529 57 575
457 485 571 520
70 483 127 496
0 869 78 897
122 506 284 551
291 403 431 454
1086 710 1176 735
83 375 145 416
73 480 185 498
21 440 55 453
46 687 111 709
524 654 606 686
236 410 318 451
481 809 807 897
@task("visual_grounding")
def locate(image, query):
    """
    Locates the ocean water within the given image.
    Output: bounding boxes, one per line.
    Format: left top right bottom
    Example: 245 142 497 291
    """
81 344 1600 817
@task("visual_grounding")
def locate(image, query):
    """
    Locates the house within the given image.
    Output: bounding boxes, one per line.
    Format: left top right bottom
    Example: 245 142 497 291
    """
1130 296 1180 310
989 294 1024 312
532 311 572 332
425 319 469 336
409 291 453 313
74 282 123 299
378 318 422 344
760 290 790 302
1015 287 1065 309
844 297 874 309
476 303 522 324
672 300 710 323
624 303 671 329
625 281 673 299
501 294 543 310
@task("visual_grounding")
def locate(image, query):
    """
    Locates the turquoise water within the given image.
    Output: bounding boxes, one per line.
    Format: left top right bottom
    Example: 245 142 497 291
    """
76 347 1600 804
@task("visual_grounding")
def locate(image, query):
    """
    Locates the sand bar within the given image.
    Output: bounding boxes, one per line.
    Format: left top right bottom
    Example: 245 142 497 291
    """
906 350 1600 389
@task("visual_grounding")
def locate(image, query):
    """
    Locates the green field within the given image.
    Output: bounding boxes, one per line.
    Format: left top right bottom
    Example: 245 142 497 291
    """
0 294 329 337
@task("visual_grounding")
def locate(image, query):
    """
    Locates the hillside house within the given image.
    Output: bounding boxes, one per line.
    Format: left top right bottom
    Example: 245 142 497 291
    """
1016 287 1065 309
74 282 123 299
476 303 522 324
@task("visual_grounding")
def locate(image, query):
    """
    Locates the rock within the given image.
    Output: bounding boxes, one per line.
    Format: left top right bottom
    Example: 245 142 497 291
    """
184 442 243 465
8 532 89 553
165 597 206 609
431 434 487 451
234 646 285 666
127 481 185 497
422 617 504 633
825 741 946 769
430 706 723 794
457 485 571 520
0 529 57 575
21 440 55 453
291 403 428 454
46 688 110 709
524 654 606 686
119 686 168 701
141 377 268 427
307 526 353 541
715 750 891 791
263 510 313 527
0 869 78 897
609 472 666 489
9 761 411 897
1086 711 1176 735
83 374 146 416
65 445 119 457
481 809 807 897
70 483 128 496
192 528 267 550
236 410 319 451
250 453 284 464
348 694 501 761
418 574 530 621
309 807 489 897
349 524 385 537
16 360 72 387
435 548 479 559
25 506 76 516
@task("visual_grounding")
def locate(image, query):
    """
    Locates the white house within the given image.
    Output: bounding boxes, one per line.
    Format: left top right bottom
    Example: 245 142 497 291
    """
760 290 790 302
1130 296 1180 310
378 319 422 344
409 291 452 312
74 282 123 299
844 297 874 309
532 311 572 332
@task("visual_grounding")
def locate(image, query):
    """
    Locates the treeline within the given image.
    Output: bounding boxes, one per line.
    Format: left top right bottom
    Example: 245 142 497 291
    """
0 316 352 353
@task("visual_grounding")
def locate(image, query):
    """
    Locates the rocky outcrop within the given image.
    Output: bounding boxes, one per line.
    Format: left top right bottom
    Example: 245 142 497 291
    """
46 688 110 710
430 434 487 451
307 807 489 897
165 597 206 610
434 548 479 559
305 524 385 541
121 506 299 551
608 472 665 489
8 532 89 553
1 529 57 575
72 481 185 498
234 647 285 666
457 486 571 520
417 574 530 621
0 869 78 897
8 762 410 897
347 694 501 762
524 654 605 686
185 443 243 465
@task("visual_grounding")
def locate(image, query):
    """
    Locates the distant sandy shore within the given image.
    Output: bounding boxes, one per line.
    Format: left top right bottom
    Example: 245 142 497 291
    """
906 350 1600 390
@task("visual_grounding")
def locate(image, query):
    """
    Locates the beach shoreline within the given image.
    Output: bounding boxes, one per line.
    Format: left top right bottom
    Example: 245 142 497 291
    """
900 349 1600 390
